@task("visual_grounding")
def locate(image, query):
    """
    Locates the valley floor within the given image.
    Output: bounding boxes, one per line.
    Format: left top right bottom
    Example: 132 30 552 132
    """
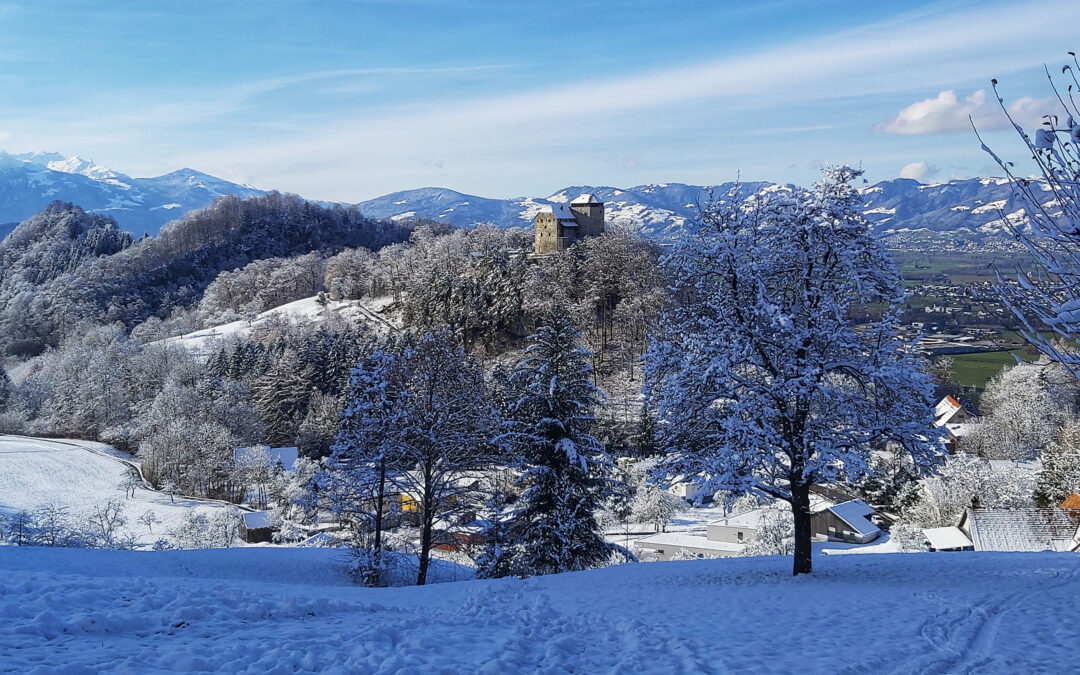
1 547 1077 673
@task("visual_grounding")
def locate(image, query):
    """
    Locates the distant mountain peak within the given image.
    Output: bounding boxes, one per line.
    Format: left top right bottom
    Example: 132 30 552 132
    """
0 151 265 236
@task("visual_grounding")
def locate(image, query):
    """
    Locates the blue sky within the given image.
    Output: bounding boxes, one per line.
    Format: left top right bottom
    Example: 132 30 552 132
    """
1 0 1078 201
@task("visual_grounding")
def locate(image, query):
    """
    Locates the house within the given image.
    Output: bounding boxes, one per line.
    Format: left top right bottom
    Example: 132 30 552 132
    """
933 395 969 427
811 500 882 544
533 194 604 255
636 495 882 561
957 508 1080 552
922 526 974 552
239 510 274 543
934 396 975 452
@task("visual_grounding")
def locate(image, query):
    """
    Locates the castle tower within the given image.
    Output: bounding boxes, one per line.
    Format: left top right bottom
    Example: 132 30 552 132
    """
533 193 605 255
569 193 604 238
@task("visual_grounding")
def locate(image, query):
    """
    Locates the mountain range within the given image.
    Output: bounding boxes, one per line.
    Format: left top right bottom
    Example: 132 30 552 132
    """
0 151 1038 244
0 151 264 240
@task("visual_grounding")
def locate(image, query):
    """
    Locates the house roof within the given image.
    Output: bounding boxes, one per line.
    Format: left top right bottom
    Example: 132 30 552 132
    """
923 526 973 550
933 395 965 427
570 193 601 205
961 508 1080 552
242 511 271 529
1061 493 1080 510
826 500 881 537
234 446 299 472
635 532 744 554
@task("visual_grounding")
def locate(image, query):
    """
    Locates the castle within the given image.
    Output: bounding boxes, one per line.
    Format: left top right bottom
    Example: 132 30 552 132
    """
533 193 605 255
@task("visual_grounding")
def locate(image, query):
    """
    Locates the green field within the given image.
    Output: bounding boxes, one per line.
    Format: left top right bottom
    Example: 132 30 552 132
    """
945 350 1039 389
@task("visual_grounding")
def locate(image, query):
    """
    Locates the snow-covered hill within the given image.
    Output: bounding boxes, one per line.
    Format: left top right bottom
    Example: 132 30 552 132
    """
0 151 264 236
0 435 234 547
0 546 1076 671
358 177 1038 241
161 295 398 355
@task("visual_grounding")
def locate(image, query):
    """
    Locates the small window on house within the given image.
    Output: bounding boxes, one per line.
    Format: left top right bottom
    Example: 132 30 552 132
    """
737 532 743 541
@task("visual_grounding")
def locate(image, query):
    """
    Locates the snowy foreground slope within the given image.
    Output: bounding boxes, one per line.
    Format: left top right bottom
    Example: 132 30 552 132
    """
1 548 1077 673
0 436 232 547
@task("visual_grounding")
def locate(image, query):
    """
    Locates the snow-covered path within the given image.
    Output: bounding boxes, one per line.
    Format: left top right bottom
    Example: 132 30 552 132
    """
0 547 1077 672
0 435 234 546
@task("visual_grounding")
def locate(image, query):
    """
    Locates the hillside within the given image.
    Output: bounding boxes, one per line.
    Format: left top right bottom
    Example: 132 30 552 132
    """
0 436 235 547
0 546 1076 671
0 151 264 235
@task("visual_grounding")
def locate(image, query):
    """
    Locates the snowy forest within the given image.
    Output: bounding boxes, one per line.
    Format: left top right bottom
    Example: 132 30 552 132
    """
4 57 1080 585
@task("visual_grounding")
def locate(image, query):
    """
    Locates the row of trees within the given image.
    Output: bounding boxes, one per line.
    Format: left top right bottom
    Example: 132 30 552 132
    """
314 315 621 586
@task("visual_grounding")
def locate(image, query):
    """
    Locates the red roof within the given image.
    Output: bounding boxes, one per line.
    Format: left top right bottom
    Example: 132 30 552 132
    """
1060 493 1080 510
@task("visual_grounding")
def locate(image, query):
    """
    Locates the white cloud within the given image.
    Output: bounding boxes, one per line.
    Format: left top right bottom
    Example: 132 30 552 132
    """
899 161 938 181
878 89 1057 135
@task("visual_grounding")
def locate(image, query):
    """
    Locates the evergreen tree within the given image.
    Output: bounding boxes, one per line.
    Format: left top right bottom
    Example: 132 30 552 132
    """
496 312 617 577
253 349 313 447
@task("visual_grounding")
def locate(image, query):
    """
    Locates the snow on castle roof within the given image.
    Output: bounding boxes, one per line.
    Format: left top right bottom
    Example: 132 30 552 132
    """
571 193 601 205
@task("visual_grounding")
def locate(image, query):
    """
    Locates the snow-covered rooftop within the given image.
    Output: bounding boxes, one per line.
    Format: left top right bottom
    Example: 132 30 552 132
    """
826 500 880 538
634 532 744 553
570 193 601 205
241 511 271 530
923 526 973 551
963 508 1079 552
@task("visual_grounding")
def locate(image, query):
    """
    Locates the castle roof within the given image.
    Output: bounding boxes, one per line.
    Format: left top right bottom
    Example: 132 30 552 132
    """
571 193 601 205
537 203 579 223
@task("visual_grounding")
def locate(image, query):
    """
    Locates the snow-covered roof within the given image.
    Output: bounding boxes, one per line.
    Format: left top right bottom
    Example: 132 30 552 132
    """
923 526 973 550
826 500 881 538
242 511 271 529
570 193 601 205
933 396 966 427
961 508 1080 552
234 446 299 472
635 532 744 553
537 203 579 221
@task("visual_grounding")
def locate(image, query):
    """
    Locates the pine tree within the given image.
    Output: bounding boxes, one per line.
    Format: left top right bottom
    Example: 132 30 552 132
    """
496 311 617 577
253 349 313 447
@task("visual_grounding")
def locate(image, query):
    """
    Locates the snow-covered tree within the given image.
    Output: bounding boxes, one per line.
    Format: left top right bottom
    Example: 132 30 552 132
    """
253 349 314 447
983 57 1080 375
965 361 1078 460
318 332 494 585
742 503 795 557
646 167 941 575
898 453 1035 529
1036 417 1080 505
495 312 619 577
630 479 682 533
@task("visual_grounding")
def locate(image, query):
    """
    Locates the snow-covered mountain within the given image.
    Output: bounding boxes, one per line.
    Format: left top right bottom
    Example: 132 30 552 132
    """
357 177 1036 241
0 151 264 237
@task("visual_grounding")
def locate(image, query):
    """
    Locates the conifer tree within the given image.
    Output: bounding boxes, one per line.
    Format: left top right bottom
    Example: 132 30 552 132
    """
253 349 313 447
496 311 617 577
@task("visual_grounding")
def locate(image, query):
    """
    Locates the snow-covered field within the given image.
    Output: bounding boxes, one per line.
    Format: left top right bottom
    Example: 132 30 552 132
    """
0 435 233 546
0 547 1077 672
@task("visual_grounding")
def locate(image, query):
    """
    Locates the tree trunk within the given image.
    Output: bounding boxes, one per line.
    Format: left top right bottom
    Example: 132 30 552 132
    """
791 481 813 576
417 511 433 586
